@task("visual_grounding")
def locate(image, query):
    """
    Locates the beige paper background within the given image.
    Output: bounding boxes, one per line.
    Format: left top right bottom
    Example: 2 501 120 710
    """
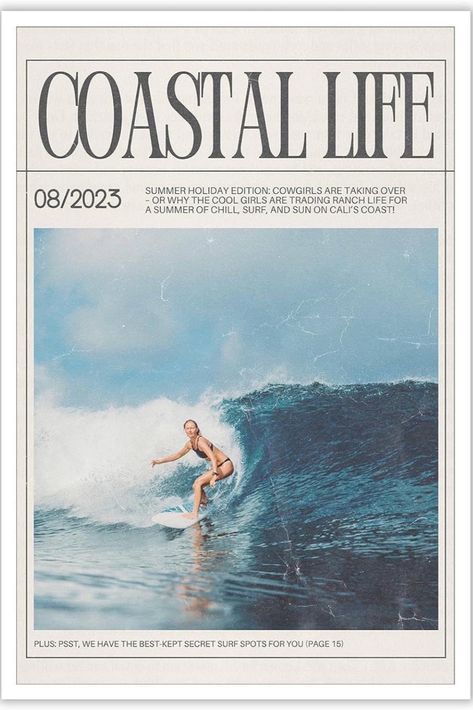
16 25 454 685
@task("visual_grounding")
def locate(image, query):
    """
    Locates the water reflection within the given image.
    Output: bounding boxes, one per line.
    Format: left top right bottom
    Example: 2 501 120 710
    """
34 508 438 631
175 521 214 619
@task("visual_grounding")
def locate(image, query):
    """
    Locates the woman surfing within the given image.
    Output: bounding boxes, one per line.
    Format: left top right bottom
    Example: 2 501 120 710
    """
151 419 234 519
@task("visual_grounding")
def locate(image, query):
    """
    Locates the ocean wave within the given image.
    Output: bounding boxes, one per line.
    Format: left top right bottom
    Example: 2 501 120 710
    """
34 395 243 527
35 380 438 556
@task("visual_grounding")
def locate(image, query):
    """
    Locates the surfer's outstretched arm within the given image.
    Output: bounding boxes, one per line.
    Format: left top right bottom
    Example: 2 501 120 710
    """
151 442 190 466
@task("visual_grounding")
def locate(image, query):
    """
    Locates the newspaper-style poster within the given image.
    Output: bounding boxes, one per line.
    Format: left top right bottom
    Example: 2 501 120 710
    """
1 10 471 700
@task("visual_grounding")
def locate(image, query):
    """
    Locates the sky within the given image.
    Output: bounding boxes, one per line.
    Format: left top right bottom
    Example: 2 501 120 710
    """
35 228 438 408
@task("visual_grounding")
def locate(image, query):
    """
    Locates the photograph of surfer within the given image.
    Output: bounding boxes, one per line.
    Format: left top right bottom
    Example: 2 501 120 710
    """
151 419 234 519
34 227 438 631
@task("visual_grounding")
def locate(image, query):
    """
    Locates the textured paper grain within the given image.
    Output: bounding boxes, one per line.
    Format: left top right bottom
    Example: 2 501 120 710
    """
16 22 454 686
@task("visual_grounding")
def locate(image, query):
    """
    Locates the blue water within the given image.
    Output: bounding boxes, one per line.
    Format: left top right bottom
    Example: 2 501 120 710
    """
35 380 438 630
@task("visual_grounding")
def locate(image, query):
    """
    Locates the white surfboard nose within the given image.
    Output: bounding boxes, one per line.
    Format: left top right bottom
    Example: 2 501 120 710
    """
151 510 207 529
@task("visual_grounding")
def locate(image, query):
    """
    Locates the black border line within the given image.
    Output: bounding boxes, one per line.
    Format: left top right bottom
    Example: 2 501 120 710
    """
18 170 454 174
23 53 449 664
17 25 457 30
443 50 447 663
20 58 448 61
8 680 460 687
27 655 447 660
450 27 454 683
451 25 455 685
25 55 29 673
16 26 20 688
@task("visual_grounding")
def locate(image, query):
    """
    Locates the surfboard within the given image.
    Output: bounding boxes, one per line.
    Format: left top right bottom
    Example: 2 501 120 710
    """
151 509 207 529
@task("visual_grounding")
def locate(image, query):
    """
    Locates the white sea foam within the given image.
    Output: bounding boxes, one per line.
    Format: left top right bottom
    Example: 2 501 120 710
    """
35 396 243 527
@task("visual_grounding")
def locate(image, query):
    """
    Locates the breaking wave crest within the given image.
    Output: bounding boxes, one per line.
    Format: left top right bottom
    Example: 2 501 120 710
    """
35 379 438 557
35 396 243 527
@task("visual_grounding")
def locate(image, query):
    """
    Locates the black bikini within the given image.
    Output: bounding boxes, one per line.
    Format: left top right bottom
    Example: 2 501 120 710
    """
192 436 231 467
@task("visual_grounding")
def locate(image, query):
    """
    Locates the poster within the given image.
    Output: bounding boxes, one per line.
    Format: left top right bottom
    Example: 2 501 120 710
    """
1 10 470 701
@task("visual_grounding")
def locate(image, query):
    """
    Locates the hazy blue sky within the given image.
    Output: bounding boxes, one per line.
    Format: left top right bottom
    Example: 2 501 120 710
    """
35 228 437 407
